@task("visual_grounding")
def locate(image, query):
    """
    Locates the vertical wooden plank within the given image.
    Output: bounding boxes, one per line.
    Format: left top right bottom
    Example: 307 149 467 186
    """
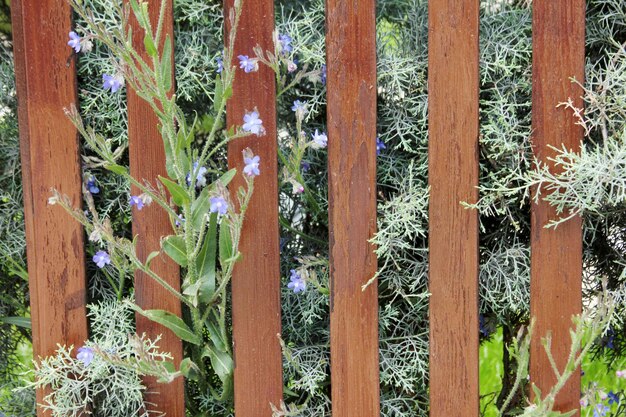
427 1 480 417
224 0 283 415
530 1 585 414
11 1 88 416
127 1 184 415
326 1 380 416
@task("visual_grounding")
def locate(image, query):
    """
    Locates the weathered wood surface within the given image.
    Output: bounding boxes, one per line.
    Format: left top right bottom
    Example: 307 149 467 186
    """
530 1 585 415
11 1 88 416
326 1 380 416
428 1 480 417
224 0 283 415
127 0 185 415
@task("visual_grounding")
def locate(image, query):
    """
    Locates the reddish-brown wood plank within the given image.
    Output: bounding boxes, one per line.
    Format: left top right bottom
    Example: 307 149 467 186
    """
127 1 184 415
224 0 283 415
427 1 480 417
530 2 585 414
325 1 380 416
11 1 88 416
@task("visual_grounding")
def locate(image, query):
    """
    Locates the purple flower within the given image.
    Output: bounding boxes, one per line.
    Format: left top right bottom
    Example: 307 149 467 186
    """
618 369 626 378
311 129 328 149
291 100 306 114
76 346 95 366
242 110 265 136
93 251 111 268
68 31 81 53
86 176 100 194
376 137 386 156
237 55 258 73
186 161 208 188
216 56 223 73
608 391 619 405
278 33 293 54
209 196 228 216
301 161 310 172
320 64 327 85
102 74 123 93
175 214 185 228
594 404 609 417
130 195 144 210
287 60 298 73
243 155 261 177
287 269 306 293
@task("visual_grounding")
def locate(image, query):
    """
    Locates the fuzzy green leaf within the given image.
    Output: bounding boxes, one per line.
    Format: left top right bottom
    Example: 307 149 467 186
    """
159 176 190 206
196 213 218 303
131 306 200 345
144 34 157 57
160 34 173 92
162 235 187 266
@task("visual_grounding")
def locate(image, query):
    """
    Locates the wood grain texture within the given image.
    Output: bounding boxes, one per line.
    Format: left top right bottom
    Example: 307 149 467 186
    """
325 1 380 416
427 1 480 417
11 1 88 416
224 1 283 415
530 1 585 414
127 1 184 415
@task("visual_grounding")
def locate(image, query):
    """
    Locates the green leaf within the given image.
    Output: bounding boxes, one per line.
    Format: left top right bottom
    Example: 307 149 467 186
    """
190 187 209 232
218 168 237 187
219 219 233 266
144 34 157 57
162 235 187 266
205 317 227 352
130 306 201 345
213 75 223 112
0 316 31 329
160 34 173 92
206 348 233 383
145 250 160 268
159 176 190 206
179 357 200 380
106 164 128 175
196 213 218 303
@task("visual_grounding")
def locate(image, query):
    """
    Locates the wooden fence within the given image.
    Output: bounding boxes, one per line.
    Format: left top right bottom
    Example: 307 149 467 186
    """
10 0 585 416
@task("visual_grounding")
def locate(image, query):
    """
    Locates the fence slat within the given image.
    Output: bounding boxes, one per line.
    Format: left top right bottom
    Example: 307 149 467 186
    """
225 1 283 415
325 1 380 416
530 1 585 414
428 1 480 417
127 1 185 415
11 1 88 415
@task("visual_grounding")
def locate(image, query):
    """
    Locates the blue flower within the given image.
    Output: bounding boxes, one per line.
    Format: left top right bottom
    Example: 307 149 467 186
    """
301 161 310 172
76 346 95 366
68 31 81 53
209 196 228 216
376 137 386 156
608 391 620 405
320 64 327 85
86 176 100 194
243 155 261 177
216 56 223 73
237 55 258 73
287 269 306 293
278 33 293 54
129 195 144 210
604 328 615 349
311 129 328 149
186 161 208 188
594 404 609 417
93 251 111 268
102 74 123 93
242 110 265 136
291 100 306 114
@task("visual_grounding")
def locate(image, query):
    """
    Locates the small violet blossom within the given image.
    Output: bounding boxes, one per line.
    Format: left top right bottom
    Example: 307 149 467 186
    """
617 369 626 378
607 391 619 405
320 64 327 85
216 56 223 73
238 55 258 73
311 129 328 149
243 154 261 177
287 269 306 293
210 196 228 216
130 195 145 210
376 137 386 156
175 214 185 228
86 176 100 194
287 60 298 73
102 73 124 93
242 110 265 136
291 100 306 116
301 161 310 172
68 31 82 53
76 346 95 366
278 33 293 54
187 161 208 188
93 251 111 268
593 404 609 417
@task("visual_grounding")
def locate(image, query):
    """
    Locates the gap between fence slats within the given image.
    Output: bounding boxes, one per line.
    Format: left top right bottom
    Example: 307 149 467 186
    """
325 1 380 416
11 2 89 416
127 1 185 415
530 1 585 415
224 1 283 415
428 1 480 417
